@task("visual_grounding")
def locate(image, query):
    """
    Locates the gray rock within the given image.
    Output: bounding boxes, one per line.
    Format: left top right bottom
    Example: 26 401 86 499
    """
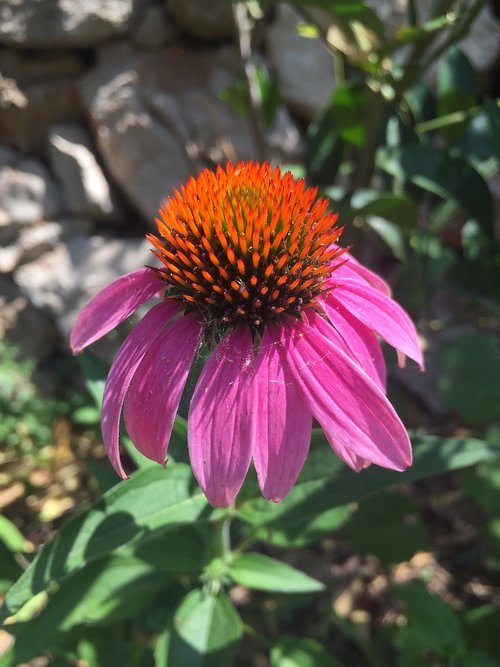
133 3 175 50
0 0 147 48
48 123 120 221
0 51 83 155
0 275 58 362
0 147 62 243
80 46 192 224
14 233 153 340
81 43 302 224
266 3 336 121
165 0 234 40
0 218 91 274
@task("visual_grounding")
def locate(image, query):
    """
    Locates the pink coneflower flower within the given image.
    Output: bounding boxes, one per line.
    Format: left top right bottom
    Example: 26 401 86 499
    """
71 162 423 507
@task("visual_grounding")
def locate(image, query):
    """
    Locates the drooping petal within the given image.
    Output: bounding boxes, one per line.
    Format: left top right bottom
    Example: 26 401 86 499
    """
253 326 312 502
70 268 163 354
331 246 392 296
124 313 203 465
101 300 179 478
188 325 258 508
314 297 386 391
330 278 424 369
281 313 412 471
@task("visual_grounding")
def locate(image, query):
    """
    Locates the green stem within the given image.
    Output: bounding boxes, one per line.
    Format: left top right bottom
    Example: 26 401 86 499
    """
415 99 500 134
215 514 232 564
419 0 485 72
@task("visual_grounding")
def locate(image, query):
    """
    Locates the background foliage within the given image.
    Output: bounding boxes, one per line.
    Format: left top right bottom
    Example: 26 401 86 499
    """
1 1 500 665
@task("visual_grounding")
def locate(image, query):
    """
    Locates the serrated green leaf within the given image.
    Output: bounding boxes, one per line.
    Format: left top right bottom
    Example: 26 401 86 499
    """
167 589 242 667
229 553 324 593
0 465 211 623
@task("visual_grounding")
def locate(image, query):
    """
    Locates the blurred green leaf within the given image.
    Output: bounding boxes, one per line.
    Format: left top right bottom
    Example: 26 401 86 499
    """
405 81 436 125
365 216 407 259
166 589 242 667
331 84 366 147
229 553 324 593
271 636 346 667
438 47 478 143
394 581 465 662
341 491 428 565
484 97 500 163
305 105 345 186
350 190 418 232
0 516 30 553
240 432 498 533
0 464 211 623
295 0 386 41
460 456 500 515
437 333 500 425
462 605 500 658
377 144 494 238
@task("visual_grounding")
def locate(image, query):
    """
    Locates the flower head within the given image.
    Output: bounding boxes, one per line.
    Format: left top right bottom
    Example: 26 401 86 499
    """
71 162 424 507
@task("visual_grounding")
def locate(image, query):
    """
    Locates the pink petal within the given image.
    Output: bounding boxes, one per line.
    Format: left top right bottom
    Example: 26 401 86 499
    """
188 325 258 508
314 297 386 391
253 326 312 502
281 313 412 471
124 313 203 465
101 300 179 478
330 278 424 369
70 268 163 354
331 246 392 296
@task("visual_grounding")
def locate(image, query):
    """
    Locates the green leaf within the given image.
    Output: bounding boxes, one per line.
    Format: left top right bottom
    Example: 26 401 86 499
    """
394 581 465 660
257 505 351 548
0 516 31 553
484 97 500 163
295 0 386 42
377 144 494 238
78 351 108 407
239 433 499 535
271 636 346 667
330 84 366 147
167 589 242 667
438 47 478 143
229 553 324 593
305 105 345 186
341 491 428 565
350 190 418 232
0 464 211 623
437 333 500 425
365 217 407 260
1 555 168 666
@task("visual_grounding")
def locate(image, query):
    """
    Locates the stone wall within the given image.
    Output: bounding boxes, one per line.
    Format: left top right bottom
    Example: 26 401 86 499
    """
1 0 499 362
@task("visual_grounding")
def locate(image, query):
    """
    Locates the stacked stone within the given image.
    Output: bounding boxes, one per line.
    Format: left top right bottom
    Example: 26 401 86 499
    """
0 0 499 362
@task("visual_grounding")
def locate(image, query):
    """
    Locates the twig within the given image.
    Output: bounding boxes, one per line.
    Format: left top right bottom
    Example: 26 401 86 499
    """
232 1 268 162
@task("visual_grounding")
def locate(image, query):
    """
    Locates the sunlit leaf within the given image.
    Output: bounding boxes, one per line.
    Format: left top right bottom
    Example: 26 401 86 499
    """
229 553 324 593
0 465 211 623
167 589 242 667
